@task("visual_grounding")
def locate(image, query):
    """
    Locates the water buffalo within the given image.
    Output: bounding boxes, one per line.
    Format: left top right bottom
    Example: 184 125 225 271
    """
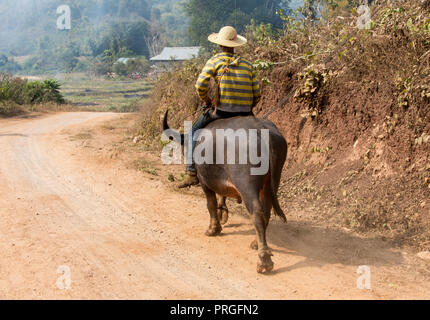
163 111 287 273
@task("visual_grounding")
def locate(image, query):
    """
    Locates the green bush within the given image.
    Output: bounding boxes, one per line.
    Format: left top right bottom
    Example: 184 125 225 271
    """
0 73 65 108
23 80 64 104
0 74 26 103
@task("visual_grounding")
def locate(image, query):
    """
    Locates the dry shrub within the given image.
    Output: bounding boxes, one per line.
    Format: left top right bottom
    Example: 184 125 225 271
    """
136 59 212 148
0 100 24 116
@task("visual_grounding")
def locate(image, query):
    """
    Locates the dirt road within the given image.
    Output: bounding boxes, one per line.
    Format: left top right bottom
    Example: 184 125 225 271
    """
0 112 429 299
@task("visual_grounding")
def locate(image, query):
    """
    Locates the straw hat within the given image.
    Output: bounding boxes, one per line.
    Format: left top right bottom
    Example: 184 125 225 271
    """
208 26 247 48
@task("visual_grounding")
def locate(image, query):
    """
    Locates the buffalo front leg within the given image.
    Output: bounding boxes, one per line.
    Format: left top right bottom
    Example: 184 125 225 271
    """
202 186 222 236
216 195 229 225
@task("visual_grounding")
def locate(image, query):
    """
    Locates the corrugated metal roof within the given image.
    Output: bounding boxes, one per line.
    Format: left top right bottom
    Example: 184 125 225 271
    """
150 47 201 61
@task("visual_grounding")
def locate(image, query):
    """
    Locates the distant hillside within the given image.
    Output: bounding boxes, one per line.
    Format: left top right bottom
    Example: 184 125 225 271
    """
0 0 296 74
0 0 155 56
0 0 191 74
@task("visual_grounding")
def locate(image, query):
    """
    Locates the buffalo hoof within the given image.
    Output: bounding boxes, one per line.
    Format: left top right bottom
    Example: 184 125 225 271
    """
256 251 274 274
217 207 229 225
250 239 258 250
205 225 222 237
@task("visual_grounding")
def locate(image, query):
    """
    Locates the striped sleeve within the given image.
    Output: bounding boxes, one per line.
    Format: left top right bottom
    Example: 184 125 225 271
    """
251 70 261 106
195 59 215 101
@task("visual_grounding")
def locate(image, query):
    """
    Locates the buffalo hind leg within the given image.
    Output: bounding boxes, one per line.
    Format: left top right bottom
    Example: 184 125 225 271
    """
217 195 229 225
249 214 268 251
245 197 273 273
250 187 272 252
202 186 222 236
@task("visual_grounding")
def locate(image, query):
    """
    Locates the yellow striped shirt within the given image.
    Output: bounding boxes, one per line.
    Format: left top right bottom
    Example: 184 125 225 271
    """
195 52 261 113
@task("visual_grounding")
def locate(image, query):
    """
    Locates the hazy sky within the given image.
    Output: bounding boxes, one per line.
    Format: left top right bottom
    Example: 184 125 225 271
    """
0 0 307 56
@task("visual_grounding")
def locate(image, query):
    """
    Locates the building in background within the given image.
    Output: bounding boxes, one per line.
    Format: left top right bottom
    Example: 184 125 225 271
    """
150 47 201 66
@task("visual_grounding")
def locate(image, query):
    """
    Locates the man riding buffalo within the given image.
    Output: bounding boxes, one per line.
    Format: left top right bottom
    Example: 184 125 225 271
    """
164 26 288 273
178 26 262 188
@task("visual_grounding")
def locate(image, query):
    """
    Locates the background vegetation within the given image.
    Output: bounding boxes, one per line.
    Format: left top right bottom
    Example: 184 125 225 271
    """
0 0 300 75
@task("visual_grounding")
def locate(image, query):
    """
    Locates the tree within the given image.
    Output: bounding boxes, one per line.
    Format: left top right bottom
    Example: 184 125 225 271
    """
184 0 291 45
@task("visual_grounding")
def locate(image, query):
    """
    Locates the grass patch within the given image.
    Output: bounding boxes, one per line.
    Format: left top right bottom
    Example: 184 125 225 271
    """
101 124 116 131
60 75 153 112
131 158 159 176
70 131 93 141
